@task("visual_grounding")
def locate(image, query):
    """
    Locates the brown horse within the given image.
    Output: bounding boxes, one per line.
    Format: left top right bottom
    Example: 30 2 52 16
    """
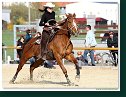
10 13 80 85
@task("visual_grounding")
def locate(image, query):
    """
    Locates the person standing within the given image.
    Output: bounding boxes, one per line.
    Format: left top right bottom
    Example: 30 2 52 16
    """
82 25 97 66
107 31 118 66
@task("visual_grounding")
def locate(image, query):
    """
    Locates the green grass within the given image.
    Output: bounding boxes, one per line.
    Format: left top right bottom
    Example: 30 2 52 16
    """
2 30 14 45
2 30 14 60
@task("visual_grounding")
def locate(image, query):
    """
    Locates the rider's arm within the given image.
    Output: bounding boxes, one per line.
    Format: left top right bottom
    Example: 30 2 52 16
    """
39 13 46 26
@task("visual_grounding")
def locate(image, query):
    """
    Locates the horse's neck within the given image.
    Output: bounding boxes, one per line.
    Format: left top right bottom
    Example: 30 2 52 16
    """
62 21 68 29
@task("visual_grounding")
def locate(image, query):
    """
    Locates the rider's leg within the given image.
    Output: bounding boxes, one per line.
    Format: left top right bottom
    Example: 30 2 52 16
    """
41 31 50 57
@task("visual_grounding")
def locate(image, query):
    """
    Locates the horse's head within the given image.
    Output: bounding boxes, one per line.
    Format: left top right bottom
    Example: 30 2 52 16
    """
66 13 79 36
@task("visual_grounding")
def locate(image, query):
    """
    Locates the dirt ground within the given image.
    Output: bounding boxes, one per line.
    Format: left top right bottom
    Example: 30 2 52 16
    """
2 63 119 90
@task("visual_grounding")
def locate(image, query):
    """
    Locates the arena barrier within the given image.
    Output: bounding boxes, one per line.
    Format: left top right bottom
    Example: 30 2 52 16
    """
2 46 118 64
73 47 118 50
2 46 119 50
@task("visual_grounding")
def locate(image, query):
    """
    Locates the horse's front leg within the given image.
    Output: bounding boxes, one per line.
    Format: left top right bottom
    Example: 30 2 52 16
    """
10 57 27 84
54 53 72 85
65 53 80 85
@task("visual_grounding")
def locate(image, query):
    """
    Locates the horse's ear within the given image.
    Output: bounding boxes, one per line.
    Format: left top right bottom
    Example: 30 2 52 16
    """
65 13 68 17
73 13 76 18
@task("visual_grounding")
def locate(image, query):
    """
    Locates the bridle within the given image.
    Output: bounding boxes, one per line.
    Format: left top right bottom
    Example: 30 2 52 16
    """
59 18 78 35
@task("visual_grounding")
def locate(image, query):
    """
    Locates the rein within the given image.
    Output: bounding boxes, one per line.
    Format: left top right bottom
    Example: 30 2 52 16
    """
55 18 75 36
54 19 74 58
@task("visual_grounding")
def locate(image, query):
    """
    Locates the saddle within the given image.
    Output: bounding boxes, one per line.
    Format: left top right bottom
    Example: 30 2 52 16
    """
43 26 59 42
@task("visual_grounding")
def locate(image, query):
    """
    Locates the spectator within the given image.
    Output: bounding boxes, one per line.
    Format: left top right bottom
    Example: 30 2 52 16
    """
107 31 118 66
76 51 85 68
25 29 32 43
43 60 56 69
29 57 36 65
17 36 25 59
82 25 97 66
17 36 35 65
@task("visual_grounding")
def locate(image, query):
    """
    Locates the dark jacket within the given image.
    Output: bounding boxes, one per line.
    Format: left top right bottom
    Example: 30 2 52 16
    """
107 36 118 47
39 11 55 26
25 33 32 43
17 40 24 58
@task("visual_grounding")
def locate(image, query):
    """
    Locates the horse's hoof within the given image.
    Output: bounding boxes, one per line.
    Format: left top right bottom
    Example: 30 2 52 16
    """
74 81 79 86
75 75 80 79
67 79 73 86
30 77 33 81
75 84 79 86
68 82 74 86
9 80 15 84
75 75 80 86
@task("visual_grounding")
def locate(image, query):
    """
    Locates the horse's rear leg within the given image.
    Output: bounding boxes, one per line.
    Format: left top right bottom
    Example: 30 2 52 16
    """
30 59 44 80
10 58 27 83
65 53 80 79
54 54 72 85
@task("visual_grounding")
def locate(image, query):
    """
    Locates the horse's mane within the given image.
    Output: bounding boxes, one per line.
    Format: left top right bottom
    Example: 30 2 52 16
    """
58 14 73 26
57 19 67 26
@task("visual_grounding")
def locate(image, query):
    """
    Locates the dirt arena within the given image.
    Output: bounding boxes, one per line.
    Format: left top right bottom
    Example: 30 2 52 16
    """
2 63 119 90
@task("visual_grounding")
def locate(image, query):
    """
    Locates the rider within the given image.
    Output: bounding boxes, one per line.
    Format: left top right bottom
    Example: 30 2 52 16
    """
39 2 56 59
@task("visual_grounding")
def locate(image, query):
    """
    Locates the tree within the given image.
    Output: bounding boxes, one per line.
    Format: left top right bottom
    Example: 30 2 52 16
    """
30 2 42 20
2 20 7 30
53 2 62 21
9 2 28 25
3 2 62 25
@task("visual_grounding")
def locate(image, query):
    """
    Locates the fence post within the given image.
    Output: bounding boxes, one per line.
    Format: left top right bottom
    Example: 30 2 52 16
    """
4 48 7 64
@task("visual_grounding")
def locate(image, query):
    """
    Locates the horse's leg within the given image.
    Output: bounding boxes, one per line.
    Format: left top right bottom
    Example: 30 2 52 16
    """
53 53 72 85
30 59 44 80
65 53 80 79
10 57 28 83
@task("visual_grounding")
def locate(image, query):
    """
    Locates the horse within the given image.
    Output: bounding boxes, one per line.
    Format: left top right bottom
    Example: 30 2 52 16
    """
10 13 80 85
